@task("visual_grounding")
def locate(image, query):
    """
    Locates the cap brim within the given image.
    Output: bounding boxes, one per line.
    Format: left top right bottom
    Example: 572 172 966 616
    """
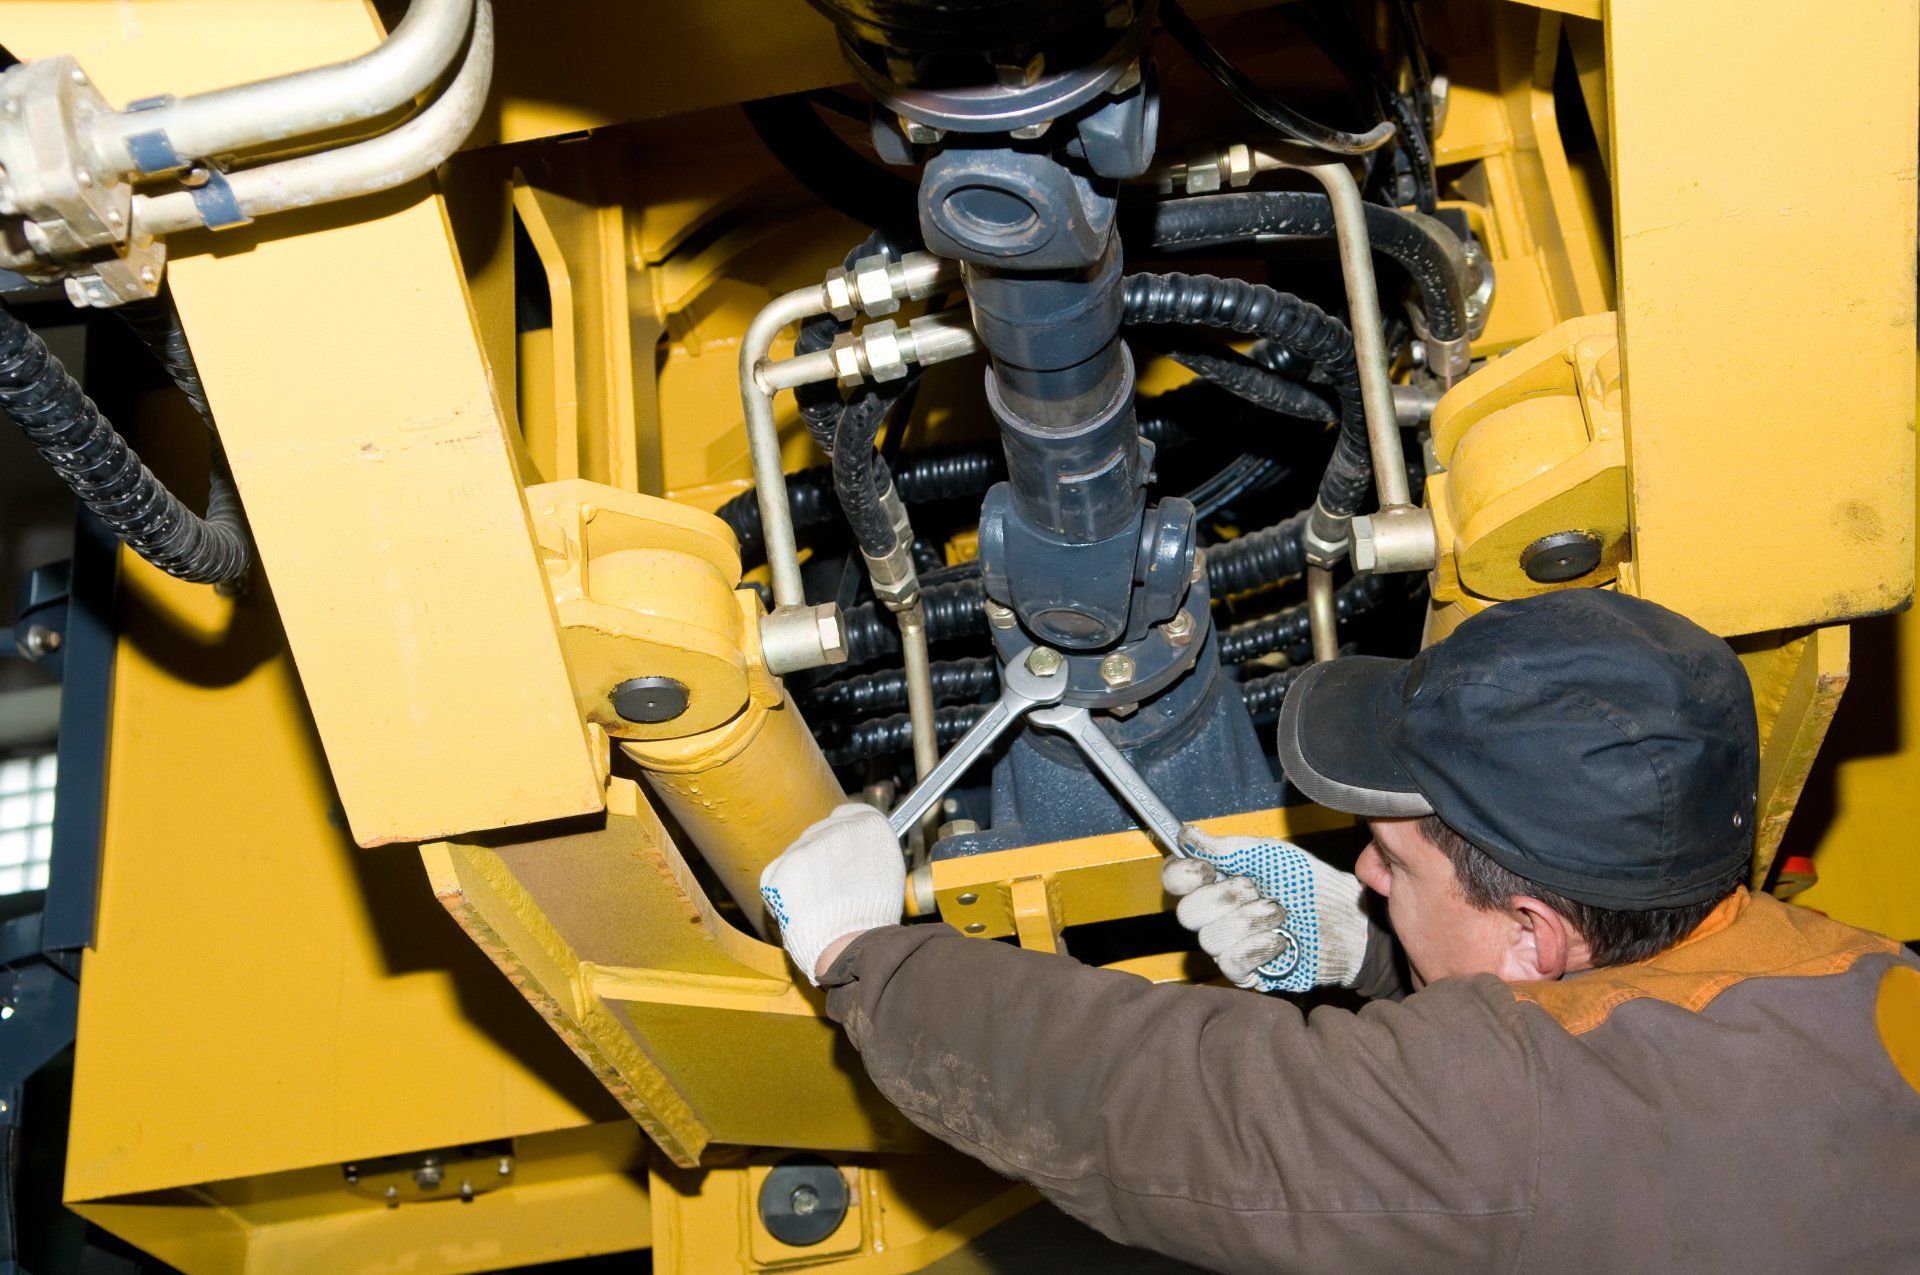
1277 656 1434 818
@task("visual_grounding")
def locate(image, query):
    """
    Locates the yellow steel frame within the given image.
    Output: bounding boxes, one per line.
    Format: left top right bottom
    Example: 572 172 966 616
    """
6 0 1912 1269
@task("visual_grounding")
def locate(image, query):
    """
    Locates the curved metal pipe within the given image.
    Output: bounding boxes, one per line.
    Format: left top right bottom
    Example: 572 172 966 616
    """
92 0 476 177
1305 564 1339 665
133 0 494 237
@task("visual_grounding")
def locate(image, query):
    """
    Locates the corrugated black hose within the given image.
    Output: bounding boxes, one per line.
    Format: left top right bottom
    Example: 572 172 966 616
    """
1217 571 1388 663
806 654 998 721
841 575 986 666
0 300 250 586
824 703 987 768
1166 345 1337 422
1207 508 1309 597
1123 271 1374 518
1139 192 1469 342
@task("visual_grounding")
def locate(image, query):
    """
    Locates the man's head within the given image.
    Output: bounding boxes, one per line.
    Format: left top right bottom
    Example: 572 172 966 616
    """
1279 590 1758 986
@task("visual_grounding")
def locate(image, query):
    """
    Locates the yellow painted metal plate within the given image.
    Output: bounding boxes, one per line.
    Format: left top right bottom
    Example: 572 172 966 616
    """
3 1 607 846
67 551 619 1205
1606 0 1917 635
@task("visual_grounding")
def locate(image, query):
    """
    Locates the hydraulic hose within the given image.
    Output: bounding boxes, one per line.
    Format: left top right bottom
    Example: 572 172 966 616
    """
1236 663 1311 722
806 655 998 721
0 305 249 585
824 703 987 768
1207 509 1309 597
1166 346 1337 422
1123 272 1372 518
114 286 253 582
1141 191 1469 342
843 576 986 666
718 415 1197 566
1217 571 1388 664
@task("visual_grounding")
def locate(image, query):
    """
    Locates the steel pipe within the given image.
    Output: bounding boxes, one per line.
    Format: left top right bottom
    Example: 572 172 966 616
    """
133 0 494 237
92 0 476 177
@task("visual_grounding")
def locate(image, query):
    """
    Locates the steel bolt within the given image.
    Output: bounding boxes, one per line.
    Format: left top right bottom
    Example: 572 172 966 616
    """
19 625 60 660
1164 611 1195 646
790 1185 821 1216
1190 549 1207 584
1111 60 1143 95
1009 119 1052 140
1026 647 1063 677
498 1157 513 1176
983 599 1016 630
414 1159 443 1190
1099 652 1136 688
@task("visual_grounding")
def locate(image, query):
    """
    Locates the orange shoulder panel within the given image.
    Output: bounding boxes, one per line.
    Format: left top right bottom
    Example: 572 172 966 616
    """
1511 890 1901 1036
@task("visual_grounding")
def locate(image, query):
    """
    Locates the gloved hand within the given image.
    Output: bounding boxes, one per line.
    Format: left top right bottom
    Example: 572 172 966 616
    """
1163 832 1370 993
760 803 905 986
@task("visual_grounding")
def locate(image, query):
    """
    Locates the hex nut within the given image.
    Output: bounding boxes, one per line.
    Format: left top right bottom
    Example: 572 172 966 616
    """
1164 611 1195 645
816 609 849 661
984 599 1016 630
829 332 866 387
822 268 858 321
861 321 909 382
1010 120 1052 140
852 253 899 316
1099 652 1136 688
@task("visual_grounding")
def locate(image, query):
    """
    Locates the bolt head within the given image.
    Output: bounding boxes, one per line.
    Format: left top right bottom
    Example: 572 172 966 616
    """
1350 516 1379 572
790 1184 821 1216
1009 119 1052 140
995 53 1046 87
983 598 1016 630
1110 59 1143 95
956 892 979 906
901 116 942 145
1099 652 1136 688
19 624 60 660
964 921 987 934
1164 611 1195 644
815 609 849 662
1026 646 1063 677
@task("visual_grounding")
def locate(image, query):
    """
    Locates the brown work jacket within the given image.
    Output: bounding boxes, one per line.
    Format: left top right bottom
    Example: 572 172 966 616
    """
823 889 1920 1272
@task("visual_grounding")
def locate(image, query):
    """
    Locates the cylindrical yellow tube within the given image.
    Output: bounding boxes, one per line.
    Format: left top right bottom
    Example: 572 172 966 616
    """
621 693 841 936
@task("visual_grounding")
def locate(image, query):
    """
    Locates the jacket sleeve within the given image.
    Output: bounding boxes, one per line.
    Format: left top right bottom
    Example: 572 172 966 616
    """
825 925 1542 1274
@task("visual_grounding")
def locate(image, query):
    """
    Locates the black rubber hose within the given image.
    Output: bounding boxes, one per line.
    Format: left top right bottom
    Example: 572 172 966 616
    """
843 575 986 665
718 416 1197 566
1206 508 1309 597
793 228 899 452
1140 192 1469 342
0 304 249 586
1218 571 1388 663
806 654 998 720
1167 347 1338 422
1123 272 1372 518
1236 663 1311 722
115 287 253 583
833 377 916 558
741 95 919 232
824 703 987 768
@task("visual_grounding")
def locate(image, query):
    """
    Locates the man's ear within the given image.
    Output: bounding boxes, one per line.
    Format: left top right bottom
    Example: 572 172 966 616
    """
1497 896 1587 981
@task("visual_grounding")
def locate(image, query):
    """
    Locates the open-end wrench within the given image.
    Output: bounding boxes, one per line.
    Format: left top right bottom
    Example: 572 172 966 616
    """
1028 702 1301 981
886 651 1067 841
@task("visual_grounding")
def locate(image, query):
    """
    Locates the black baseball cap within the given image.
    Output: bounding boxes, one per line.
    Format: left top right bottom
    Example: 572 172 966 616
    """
1276 589 1758 909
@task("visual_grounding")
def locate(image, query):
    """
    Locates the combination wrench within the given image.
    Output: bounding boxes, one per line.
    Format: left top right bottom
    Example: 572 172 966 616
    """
886 647 1301 979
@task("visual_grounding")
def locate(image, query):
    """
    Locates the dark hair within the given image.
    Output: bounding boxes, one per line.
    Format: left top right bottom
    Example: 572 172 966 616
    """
1417 815 1741 967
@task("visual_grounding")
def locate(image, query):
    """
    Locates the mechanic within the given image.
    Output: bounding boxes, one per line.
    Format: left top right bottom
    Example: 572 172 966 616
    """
760 589 1920 1271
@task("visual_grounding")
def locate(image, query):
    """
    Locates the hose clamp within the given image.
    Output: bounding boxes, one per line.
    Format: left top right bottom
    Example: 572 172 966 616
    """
188 167 252 231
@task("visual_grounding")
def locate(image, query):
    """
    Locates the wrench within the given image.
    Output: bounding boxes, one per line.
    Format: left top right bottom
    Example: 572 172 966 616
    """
1028 702 1301 982
886 652 1066 841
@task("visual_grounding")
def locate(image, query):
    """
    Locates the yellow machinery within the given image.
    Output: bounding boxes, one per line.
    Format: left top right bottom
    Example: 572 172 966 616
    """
0 0 1912 1270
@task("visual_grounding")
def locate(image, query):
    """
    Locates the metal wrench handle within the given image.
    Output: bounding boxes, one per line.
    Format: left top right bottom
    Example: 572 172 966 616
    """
1028 703 1300 982
1027 704 1189 856
886 653 1066 841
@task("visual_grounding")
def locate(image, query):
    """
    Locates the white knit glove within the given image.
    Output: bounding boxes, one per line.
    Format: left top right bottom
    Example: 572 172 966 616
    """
1163 832 1369 993
760 803 905 986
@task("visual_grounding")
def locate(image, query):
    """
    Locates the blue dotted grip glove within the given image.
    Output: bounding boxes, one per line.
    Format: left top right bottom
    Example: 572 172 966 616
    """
1164 832 1370 993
